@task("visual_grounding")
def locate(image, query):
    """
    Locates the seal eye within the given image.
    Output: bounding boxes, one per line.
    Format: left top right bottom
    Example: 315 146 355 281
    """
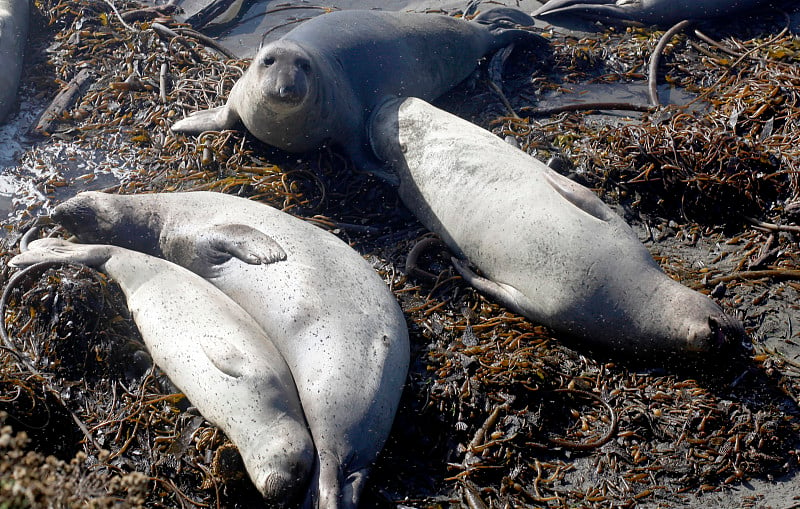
297 60 311 73
263 56 275 67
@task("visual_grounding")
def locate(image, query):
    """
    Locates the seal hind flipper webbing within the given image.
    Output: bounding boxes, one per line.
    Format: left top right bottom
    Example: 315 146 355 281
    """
171 105 240 135
197 223 287 266
451 257 530 318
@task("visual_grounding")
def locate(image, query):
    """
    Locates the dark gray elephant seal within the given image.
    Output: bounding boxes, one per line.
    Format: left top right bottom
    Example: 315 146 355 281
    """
171 8 547 180
370 97 744 354
0 0 28 122
11 238 314 506
533 0 774 25
51 191 410 509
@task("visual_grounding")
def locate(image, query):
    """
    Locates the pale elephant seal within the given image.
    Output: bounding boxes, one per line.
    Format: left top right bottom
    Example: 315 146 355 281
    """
369 97 744 354
51 191 410 509
533 0 773 25
0 0 28 122
171 8 547 180
10 238 313 505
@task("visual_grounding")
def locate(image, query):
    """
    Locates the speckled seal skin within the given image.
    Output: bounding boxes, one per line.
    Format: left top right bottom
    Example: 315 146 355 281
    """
532 0 773 25
0 0 29 122
10 238 314 507
370 97 744 355
51 191 410 509
170 8 547 177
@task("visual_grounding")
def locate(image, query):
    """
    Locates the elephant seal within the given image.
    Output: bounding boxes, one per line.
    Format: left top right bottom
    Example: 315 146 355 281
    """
10 238 314 506
0 0 28 122
170 8 547 180
50 191 410 509
532 0 773 25
369 97 744 354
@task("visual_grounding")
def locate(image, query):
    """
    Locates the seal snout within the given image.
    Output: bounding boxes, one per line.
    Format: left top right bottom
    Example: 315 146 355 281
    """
686 311 745 352
258 44 312 109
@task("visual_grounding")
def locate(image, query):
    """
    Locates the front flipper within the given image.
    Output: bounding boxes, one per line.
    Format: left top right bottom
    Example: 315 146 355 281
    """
173 224 286 278
451 257 530 318
198 334 248 379
171 104 240 135
542 168 613 222
199 223 286 263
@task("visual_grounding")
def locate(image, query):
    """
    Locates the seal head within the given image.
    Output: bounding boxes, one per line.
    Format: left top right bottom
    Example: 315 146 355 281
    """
257 42 312 112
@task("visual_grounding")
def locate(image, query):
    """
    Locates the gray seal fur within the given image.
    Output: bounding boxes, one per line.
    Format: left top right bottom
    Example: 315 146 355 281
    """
0 0 28 122
370 97 744 354
533 0 774 25
51 191 410 509
10 238 314 506
170 8 546 178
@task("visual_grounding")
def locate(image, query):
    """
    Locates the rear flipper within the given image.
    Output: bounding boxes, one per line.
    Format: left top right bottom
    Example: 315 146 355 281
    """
302 450 369 509
10 238 108 268
171 104 240 135
451 257 530 318
474 7 549 50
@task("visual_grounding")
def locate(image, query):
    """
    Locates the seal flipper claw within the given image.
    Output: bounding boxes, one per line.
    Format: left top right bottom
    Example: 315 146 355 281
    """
451 257 529 318
171 105 240 135
197 223 287 267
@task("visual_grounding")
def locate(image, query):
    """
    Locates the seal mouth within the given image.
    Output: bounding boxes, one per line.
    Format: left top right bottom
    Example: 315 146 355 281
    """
266 84 306 107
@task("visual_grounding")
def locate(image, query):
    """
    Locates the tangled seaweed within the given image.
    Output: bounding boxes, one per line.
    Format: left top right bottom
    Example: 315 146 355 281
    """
1 0 800 507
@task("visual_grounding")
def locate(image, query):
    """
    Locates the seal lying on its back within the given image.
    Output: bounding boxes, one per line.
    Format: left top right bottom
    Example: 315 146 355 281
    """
370 97 744 354
171 8 546 179
51 191 410 509
0 0 29 122
10 239 313 506
533 0 773 25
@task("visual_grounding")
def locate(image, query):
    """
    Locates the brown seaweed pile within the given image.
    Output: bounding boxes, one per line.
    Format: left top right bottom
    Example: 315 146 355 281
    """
2 1 800 508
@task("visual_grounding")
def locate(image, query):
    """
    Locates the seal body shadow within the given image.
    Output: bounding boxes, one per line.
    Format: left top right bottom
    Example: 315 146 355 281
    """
0 0 29 122
10 239 314 506
51 191 410 509
369 97 744 355
171 8 547 177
